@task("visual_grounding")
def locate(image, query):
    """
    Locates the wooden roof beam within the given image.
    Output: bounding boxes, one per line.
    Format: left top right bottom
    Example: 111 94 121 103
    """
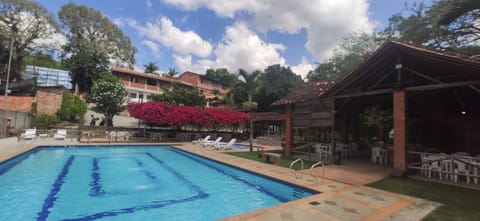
334 88 393 99
405 80 480 92
403 67 480 94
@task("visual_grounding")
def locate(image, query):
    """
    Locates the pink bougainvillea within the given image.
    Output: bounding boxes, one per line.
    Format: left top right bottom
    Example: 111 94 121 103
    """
127 102 249 129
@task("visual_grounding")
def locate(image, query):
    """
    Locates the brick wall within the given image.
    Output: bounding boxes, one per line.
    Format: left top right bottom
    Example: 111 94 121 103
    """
36 87 65 115
0 96 33 112
393 90 407 175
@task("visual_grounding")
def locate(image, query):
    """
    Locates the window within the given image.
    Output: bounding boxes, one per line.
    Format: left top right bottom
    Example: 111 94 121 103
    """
130 76 138 83
146 78 156 86
129 93 137 98
200 79 205 84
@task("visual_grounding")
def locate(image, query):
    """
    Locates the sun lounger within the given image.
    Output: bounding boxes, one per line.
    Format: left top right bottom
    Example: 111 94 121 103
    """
215 139 236 150
202 137 222 147
53 129 67 140
19 129 37 141
193 135 211 145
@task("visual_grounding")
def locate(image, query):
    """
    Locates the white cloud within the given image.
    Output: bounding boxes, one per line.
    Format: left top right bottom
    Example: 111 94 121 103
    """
290 57 314 80
163 0 375 60
213 22 286 72
163 0 254 17
173 54 214 74
141 40 160 57
172 22 287 74
128 17 213 58
112 18 124 27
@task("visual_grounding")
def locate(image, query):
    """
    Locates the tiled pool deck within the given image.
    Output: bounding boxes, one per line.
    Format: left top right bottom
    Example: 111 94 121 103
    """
1 138 439 221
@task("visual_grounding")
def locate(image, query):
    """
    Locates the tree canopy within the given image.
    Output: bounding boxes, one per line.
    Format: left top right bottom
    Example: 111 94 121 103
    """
58 2 136 67
382 0 480 54
144 62 159 73
89 73 128 126
151 84 206 107
59 2 136 92
0 0 60 82
205 68 238 87
256 64 304 111
307 33 383 82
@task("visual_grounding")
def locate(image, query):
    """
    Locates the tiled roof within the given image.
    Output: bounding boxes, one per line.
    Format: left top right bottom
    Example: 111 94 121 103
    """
111 67 193 87
271 81 336 106
178 71 230 86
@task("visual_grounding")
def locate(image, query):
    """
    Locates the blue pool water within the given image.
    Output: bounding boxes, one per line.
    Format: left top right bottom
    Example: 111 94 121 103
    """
233 143 255 149
0 146 315 220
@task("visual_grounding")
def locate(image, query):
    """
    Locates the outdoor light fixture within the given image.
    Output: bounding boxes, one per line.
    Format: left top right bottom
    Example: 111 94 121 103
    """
461 111 467 115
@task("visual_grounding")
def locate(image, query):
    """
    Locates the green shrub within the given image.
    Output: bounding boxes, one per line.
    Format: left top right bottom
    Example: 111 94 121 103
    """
34 114 58 129
57 93 87 122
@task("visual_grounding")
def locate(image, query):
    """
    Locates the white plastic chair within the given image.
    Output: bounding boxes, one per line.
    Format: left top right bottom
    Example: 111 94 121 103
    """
371 147 386 165
452 159 471 184
319 144 332 161
427 154 447 180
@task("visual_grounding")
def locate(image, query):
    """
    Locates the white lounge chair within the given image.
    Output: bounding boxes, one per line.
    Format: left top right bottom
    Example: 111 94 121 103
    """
53 129 67 140
202 137 222 147
215 139 236 150
193 135 211 145
19 129 37 141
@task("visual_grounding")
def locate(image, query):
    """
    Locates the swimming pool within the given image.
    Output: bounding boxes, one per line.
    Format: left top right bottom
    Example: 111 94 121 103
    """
0 145 315 220
233 143 256 149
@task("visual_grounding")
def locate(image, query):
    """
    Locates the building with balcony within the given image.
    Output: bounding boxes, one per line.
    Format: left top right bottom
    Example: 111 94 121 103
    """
177 71 229 101
111 67 194 103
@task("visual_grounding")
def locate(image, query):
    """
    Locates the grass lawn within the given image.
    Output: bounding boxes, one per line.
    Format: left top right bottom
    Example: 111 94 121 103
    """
225 150 317 170
368 177 480 221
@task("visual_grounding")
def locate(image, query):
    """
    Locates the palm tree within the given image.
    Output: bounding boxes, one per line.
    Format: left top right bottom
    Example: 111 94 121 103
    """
167 68 177 78
144 62 159 73
238 69 261 152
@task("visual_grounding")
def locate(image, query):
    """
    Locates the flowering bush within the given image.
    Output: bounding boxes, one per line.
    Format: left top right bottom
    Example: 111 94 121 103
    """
127 102 249 131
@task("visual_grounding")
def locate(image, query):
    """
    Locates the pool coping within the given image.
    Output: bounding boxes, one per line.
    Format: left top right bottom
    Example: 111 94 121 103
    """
0 142 440 221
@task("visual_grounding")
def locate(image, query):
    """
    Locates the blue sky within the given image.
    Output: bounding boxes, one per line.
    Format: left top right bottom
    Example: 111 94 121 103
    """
35 0 431 78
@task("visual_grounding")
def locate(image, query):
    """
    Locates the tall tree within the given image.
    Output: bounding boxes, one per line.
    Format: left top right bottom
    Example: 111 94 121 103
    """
256 64 304 111
307 33 383 82
90 73 128 127
62 46 108 92
236 68 260 152
24 52 64 69
151 84 206 107
59 2 136 92
166 67 177 78
205 68 237 87
143 62 159 73
0 0 60 81
382 0 480 54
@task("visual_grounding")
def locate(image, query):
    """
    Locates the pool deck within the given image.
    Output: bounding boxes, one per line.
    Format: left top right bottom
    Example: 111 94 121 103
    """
1 138 440 221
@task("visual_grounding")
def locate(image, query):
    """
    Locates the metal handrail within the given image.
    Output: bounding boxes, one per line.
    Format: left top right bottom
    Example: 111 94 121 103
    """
310 161 325 185
290 159 304 179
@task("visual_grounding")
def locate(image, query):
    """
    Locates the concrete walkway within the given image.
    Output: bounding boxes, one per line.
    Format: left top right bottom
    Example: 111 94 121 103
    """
0 140 440 221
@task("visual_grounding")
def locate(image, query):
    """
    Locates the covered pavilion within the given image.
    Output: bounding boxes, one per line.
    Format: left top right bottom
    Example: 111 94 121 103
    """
274 41 480 175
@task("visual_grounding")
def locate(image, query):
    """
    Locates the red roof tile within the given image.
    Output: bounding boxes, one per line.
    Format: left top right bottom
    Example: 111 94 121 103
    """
271 81 335 106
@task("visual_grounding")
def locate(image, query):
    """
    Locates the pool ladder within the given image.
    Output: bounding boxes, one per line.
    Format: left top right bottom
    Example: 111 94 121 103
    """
290 159 304 179
310 161 325 185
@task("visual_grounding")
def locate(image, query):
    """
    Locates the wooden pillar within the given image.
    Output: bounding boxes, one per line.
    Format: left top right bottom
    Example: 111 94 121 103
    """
284 104 293 157
393 90 407 175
